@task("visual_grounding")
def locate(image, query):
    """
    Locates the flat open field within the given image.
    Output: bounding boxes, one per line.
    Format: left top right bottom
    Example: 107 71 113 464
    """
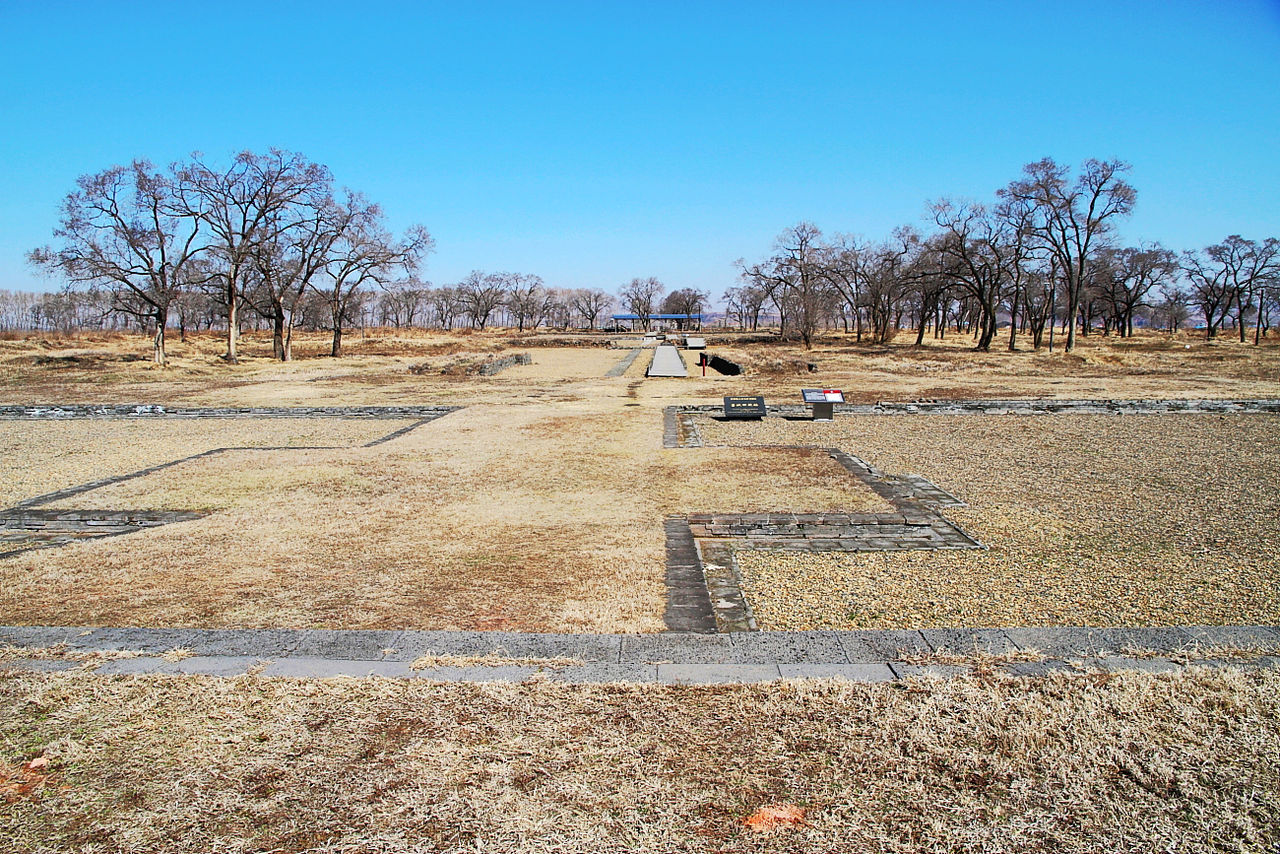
2 664 1277 853
3 329 1280 633
696 414 1280 630
0 405 887 631
3 327 1280 407
3 329 1280 852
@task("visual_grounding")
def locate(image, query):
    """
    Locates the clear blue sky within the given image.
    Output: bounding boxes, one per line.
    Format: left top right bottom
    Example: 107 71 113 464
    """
2 0 1278 302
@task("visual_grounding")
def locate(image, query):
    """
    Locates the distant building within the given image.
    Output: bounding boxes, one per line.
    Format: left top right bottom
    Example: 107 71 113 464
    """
609 313 703 332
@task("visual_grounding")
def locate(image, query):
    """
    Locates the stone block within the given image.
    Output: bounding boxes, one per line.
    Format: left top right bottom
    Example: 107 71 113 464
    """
778 663 897 682
184 628 304 657
655 664 782 684
729 631 849 664
837 629 931 662
69 627 199 654
1178 625 1280 652
890 663 969 680
291 629 404 660
620 632 738 664
260 658 416 679
920 628 1019 655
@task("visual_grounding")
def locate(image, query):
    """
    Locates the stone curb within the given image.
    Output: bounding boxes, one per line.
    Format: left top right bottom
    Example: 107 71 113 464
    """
676 399 1280 417
0 405 460 420
3 625 1277 683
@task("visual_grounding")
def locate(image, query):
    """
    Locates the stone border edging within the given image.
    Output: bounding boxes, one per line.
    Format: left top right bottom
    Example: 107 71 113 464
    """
0 405 460 420
2 624 1276 684
676 398 1280 418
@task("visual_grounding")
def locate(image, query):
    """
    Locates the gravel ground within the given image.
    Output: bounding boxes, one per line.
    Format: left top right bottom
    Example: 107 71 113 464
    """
698 414 1280 630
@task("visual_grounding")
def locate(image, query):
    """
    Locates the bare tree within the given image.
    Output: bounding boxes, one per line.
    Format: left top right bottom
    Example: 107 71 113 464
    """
1000 158 1136 352
931 200 1019 351
458 271 508 329
569 288 612 329
175 149 331 363
660 287 708 330
503 273 548 331
739 223 837 348
311 193 432 356
1095 244 1178 337
28 161 206 364
1182 248 1236 339
619 277 664 330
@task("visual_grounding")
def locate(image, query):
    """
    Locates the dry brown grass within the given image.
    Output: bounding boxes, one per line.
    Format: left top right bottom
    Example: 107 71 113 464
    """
1 666 1276 852
0 418 413 507
0 406 886 631
708 414 1280 630
3 328 1279 407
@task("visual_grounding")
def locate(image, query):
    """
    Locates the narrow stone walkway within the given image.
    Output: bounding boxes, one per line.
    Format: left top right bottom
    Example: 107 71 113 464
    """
605 349 642 377
647 344 688 377
3 625 1276 683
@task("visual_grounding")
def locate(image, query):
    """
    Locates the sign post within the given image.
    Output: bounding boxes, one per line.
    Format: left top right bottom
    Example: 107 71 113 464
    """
801 388 844 421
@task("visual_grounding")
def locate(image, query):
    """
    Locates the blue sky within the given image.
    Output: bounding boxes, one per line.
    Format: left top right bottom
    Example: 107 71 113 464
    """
2 0 1278 302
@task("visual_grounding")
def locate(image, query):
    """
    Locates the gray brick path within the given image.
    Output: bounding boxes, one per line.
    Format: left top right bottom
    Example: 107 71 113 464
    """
3 625 1275 683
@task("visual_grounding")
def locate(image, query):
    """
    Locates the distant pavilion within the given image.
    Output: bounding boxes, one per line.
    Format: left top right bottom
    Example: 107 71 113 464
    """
610 313 703 332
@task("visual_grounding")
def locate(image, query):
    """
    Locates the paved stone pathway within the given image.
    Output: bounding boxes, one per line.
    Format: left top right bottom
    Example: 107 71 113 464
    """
673 398 1280 419
3 624 1275 683
1 404 459 420
605 348 643 377
647 344 688 377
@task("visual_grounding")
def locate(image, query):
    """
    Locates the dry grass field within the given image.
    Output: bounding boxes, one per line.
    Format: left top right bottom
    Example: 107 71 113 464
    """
3 328 1280 852
1 664 1276 852
697 413 1280 630
2 328 1279 632
0 404 887 631
3 327 1279 407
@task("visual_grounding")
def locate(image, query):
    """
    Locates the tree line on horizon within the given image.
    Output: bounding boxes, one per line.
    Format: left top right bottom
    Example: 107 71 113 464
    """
16 152 1279 359
731 158 1279 351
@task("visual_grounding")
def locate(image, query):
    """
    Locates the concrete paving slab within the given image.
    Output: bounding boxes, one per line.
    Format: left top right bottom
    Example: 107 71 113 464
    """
620 633 738 664
0 625 86 648
1178 625 1280 650
64 626 199 653
411 666 543 682
1 658 80 673
260 658 416 678
1002 627 1103 657
385 631 612 662
656 664 782 684
95 657 182 675
184 628 305 657
291 629 404 660
538 664 659 683
838 630 931 662
647 344 688 377
890 663 970 680
778 663 897 682
1089 657 1182 674
172 656 263 676
730 631 849 664
920 628 1018 655
998 660 1078 678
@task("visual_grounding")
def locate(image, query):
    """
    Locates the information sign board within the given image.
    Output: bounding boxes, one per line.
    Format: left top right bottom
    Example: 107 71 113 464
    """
723 396 767 419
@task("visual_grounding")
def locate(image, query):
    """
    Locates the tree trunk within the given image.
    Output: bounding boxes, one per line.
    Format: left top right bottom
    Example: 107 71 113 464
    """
153 308 169 365
225 297 240 363
272 310 287 361
331 324 343 357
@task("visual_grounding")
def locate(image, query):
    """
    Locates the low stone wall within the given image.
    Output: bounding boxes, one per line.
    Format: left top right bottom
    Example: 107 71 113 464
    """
475 352 532 376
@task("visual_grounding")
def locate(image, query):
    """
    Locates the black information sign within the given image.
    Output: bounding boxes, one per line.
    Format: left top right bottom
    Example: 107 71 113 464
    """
723 396 766 419
801 388 845 403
